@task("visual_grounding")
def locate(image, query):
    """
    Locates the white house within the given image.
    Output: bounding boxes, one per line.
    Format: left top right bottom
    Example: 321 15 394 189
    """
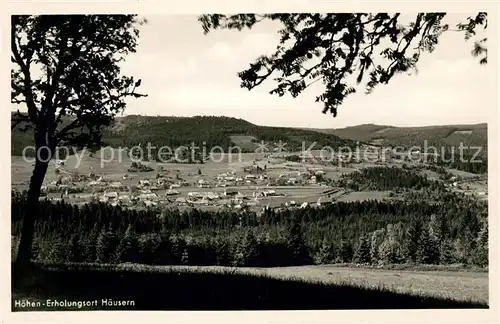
165 189 180 196
138 193 158 200
109 181 123 189
205 192 220 200
263 189 276 196
104 191 118 199
188 192 205 199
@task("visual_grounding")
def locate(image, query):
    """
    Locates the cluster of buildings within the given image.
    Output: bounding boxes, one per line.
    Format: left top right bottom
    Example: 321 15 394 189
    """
211 171 269 188
267 169 326 186
38 160 332 211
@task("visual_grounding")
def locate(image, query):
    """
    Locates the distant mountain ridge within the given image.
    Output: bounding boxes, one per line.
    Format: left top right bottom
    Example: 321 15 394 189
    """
307 123 488 150
11 113 488 156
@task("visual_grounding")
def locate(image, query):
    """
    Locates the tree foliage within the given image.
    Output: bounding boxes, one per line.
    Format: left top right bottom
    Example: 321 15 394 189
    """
199 13 487 117
11 15 147 150
11 14 147 267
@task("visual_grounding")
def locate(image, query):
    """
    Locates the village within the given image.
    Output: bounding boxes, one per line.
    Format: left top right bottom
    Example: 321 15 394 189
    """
29 152 339 212
9 145 487 213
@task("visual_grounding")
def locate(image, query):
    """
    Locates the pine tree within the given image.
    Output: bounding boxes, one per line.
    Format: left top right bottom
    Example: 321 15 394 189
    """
231 231 247 266
181 248 189 265
314 238 334 265
47 236 65 263
214 235 230 266
337 239 353 263
417 226 439 264
241 230 259 266
67 233 83 263
136 234 153 264
114 224 138 264
170 236 185 264
472 222 488 267
370 229 385 264
428 214 443 245
285 220 311 266
31 236 41 263
96 225 117 264
392 222 406 263
452 237 467 264
404 220 422 263
85 222 101 262
463 229 478 265
439 239 455 265
354 235 371 264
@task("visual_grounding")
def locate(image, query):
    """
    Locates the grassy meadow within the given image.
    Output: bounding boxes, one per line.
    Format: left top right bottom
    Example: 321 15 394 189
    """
12 263 488 311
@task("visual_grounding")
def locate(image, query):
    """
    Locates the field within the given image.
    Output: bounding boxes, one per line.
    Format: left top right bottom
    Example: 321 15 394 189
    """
11 263 488 311
240 265 488 303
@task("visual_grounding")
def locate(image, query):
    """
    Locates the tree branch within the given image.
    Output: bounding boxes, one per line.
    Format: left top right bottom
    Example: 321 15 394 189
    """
53 88 146 144
11 21 38 124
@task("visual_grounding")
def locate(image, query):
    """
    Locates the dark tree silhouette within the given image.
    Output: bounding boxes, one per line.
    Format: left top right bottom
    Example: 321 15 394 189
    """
199 13 487 117
11 15 147 270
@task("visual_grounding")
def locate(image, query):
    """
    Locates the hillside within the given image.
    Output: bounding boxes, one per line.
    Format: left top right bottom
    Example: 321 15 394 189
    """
310 123 488 151
11 113 489 159
11 114 355 156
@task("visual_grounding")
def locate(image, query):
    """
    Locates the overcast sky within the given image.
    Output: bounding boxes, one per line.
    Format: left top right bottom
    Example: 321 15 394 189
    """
16 13 491 129
118 14 491 129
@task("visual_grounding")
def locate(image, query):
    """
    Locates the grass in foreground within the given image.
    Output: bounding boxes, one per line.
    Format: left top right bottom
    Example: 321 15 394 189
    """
12 263 488 311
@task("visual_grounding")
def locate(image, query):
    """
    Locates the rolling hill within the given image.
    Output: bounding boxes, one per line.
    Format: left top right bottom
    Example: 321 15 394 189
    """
310 123 488 152
11 114 356 156
11 113 489 161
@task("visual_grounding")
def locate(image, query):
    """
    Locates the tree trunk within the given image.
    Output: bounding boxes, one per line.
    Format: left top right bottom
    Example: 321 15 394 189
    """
15 158 49 268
